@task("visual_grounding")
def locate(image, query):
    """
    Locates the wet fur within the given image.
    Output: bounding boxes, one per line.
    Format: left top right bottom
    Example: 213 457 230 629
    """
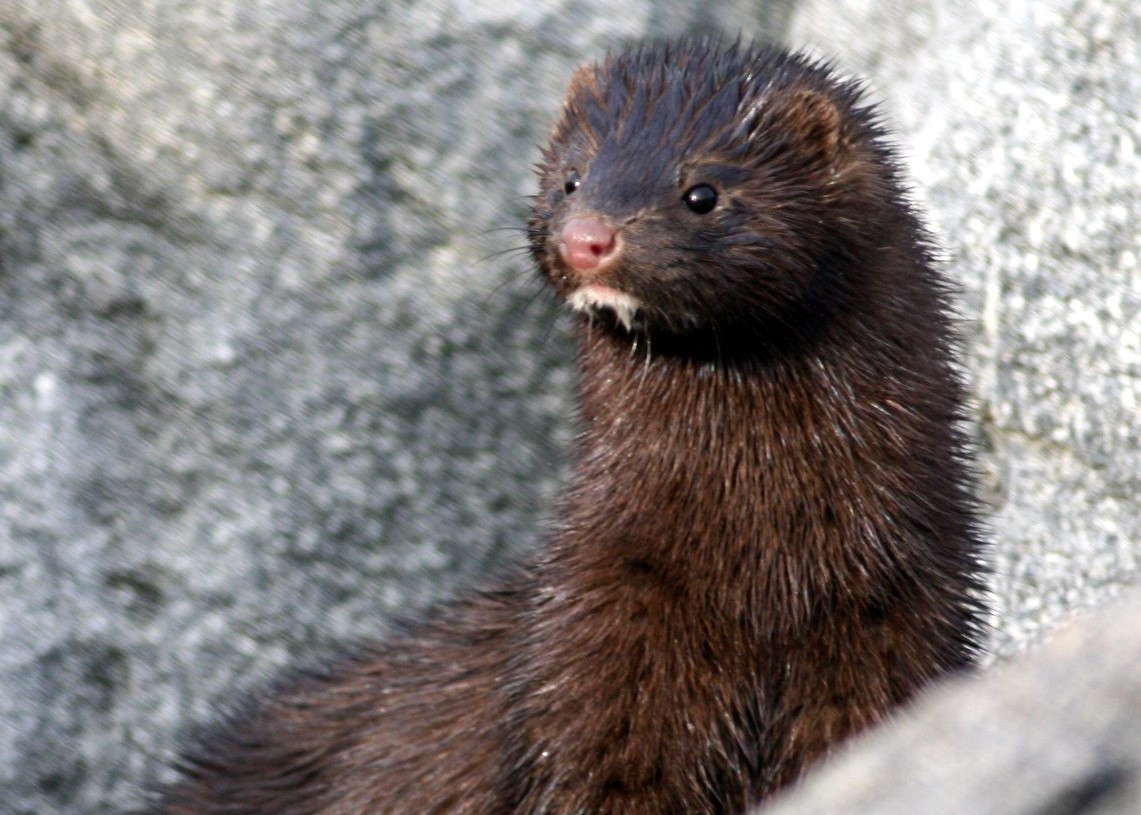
151 38 987 815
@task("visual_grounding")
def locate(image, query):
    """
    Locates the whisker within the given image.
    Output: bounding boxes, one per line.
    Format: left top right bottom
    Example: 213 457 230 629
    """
476 244 533 266
535 299 562 350
480 225 531 237
475 248 547 311
639 332 653 395
712 323 726 378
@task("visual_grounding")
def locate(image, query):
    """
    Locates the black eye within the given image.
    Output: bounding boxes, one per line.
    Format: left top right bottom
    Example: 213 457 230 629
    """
683 184 718 214
564 169 581 196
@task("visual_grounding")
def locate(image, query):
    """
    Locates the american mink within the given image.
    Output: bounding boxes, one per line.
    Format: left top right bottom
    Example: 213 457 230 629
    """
150 38 986 815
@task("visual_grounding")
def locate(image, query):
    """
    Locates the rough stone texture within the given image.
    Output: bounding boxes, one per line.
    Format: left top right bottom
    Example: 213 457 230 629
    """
0 0 1135 813
757 591 1141 815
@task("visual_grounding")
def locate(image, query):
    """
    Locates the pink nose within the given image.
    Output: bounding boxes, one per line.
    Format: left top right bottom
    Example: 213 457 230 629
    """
559 218 616 271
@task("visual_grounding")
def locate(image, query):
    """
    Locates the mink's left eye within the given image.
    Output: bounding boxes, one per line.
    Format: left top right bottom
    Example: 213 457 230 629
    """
683 184 718 214
564 169 582 196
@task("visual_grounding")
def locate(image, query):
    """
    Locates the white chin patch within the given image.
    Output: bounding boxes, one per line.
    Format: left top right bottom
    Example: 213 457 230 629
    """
567 286 643 331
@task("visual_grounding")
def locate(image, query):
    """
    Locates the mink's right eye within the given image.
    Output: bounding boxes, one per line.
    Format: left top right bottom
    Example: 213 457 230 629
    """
564 169 581 196
683 184 719 214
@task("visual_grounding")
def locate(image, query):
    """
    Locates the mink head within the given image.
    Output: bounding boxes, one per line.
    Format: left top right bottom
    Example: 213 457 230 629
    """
530 39 907 343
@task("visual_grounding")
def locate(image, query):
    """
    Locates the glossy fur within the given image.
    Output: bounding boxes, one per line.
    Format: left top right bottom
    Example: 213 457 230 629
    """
151 39 987 815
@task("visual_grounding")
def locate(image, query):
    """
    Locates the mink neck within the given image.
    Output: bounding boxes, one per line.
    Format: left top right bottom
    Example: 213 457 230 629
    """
552 301 960 632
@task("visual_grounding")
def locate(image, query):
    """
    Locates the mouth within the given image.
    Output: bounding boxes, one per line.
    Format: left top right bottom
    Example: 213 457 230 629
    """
567 284 644 331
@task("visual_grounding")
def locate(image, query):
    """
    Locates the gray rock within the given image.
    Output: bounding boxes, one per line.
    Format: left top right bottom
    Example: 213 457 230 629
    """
0 0 1135 813
758 591 1141 815
0 2 789 812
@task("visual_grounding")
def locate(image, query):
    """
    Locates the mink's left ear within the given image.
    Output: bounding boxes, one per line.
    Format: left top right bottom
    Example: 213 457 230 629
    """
770 87 849 172
565 62 600 103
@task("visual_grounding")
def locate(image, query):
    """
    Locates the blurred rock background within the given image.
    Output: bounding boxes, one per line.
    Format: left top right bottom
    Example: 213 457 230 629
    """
0 0 1135 813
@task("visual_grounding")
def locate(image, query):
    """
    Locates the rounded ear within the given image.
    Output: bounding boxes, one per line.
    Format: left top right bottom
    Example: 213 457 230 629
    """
770 88 848 170
565 63 599 100
555 63 606 150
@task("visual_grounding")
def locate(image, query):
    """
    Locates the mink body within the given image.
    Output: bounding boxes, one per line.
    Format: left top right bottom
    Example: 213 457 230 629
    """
152 39 986 815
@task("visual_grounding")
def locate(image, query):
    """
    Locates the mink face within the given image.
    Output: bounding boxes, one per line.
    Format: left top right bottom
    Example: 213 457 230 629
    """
530 42 890 341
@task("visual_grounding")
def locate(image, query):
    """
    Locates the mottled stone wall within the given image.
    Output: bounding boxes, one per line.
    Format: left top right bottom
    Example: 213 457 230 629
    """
761 592 1141 815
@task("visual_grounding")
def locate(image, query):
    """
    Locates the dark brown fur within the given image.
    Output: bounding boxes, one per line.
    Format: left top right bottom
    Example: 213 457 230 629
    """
151 39 986 815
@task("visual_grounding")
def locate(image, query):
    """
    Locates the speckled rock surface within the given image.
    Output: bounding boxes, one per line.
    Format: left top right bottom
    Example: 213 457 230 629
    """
0 0 1136 813
757 591 1141 815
